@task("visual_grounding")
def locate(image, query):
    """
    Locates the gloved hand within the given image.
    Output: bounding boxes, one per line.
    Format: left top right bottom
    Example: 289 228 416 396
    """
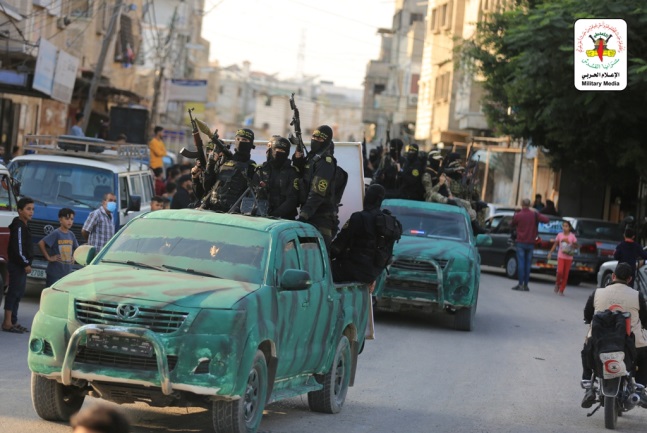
447 199 459 206
298 211 309 222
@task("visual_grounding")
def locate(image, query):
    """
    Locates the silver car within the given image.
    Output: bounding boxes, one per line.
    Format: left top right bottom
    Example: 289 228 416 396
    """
597 259 647 297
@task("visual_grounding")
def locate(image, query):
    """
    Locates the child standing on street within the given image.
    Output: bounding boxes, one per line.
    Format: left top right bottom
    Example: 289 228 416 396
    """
2 197 34 333
37 208 79 287
547 221 578 295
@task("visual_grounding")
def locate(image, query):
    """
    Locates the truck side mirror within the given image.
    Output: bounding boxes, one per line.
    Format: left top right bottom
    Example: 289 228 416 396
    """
74 245 96 266
125 194 141 215
280 269 311 291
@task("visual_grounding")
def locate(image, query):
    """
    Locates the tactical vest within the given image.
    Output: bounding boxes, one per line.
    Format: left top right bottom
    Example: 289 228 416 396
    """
207 160 251 212
592 283 647 347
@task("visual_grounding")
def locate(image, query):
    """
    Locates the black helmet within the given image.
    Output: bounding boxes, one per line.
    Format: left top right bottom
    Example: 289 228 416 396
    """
269 136 291 152
364 184 385 210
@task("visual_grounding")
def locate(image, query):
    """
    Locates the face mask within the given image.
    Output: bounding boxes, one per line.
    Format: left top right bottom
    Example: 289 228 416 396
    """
272 152 288 166
310 140 323 154
106 201 117 213
407 153 417 162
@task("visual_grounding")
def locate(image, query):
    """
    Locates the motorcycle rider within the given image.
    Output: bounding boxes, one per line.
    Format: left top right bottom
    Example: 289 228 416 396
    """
580 262 647 408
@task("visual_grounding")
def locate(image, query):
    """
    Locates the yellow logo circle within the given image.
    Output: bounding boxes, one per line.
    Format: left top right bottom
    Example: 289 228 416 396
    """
412 169 420 177
318 179 328 192
293 179 299 190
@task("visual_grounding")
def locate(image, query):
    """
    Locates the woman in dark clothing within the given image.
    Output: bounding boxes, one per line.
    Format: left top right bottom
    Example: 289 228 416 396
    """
540 199 560 216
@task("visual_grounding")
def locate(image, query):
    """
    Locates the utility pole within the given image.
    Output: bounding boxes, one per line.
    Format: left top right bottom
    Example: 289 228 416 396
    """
82 0 124 131
150 7 178 135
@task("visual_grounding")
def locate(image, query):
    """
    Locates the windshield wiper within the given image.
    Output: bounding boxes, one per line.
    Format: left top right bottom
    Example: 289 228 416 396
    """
101 259 168 272
162 264 220 278
58 194 94 208
29 197 48 206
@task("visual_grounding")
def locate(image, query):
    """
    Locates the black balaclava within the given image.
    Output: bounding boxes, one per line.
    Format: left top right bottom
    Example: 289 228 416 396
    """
311 125 333 154
269 136 291 167
405 143 419 162
389 139 404 160
234 128 255 161
369 148 380 167
364 184 385 211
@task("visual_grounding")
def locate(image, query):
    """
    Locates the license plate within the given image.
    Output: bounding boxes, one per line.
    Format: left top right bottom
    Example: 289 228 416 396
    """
86 334 153 357
28 268 46 279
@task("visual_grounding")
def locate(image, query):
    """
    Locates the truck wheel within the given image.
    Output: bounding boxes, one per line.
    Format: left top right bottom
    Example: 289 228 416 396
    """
454 295 477 332
308 335 351 414
505 254 518 279
31 373 85 421
567 275 582 286
212 350 267 433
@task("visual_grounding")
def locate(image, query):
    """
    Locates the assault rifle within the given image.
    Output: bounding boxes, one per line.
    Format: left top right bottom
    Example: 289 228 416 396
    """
289 93 307 156
195 119 233 160
180 108 207 168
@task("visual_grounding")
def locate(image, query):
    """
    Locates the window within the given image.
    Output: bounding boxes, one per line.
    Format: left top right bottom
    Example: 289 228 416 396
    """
374 84 385 95
430 9 438 33
69 0 93 18
119 176 129 209
142 173 153 203
410 13 424 24
299 237 324 282
129 174 143 198
441 2 453 29
278 240 300 285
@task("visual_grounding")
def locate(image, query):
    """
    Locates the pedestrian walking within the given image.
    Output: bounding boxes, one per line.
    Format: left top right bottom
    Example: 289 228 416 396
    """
2 197 34 334
547 220 578 295
511 198 550 291
69 113 85 137
37 208 79 287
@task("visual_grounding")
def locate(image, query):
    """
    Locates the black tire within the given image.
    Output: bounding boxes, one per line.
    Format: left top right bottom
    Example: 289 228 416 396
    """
505 254 518 279
308 335 351 414
454 307 474 331
213 350 268 433
31 373 85 421
604 395 618 429
602 272 613 288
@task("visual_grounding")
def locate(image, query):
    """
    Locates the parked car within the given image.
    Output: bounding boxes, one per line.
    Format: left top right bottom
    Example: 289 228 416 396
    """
486 203 517 218
563 217 624 272
28 210 370 432
373 199 492 331
479 213 598 284
597 259 647 297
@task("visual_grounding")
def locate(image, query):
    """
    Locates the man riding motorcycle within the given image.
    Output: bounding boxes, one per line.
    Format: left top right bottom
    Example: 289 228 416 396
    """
581 262 647 408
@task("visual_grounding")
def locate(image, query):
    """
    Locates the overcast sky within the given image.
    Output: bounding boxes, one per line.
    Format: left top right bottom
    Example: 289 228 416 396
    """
201 0 396 89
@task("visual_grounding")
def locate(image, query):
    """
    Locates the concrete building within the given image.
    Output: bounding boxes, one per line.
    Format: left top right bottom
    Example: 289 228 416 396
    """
362 0 427 146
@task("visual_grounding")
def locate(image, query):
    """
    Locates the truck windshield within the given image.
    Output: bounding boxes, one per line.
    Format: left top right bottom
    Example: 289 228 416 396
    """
100 218 270 284
9 160 113 208
387 205 469 241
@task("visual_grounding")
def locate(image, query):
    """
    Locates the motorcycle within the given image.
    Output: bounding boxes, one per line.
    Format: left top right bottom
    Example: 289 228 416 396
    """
583 311 647 429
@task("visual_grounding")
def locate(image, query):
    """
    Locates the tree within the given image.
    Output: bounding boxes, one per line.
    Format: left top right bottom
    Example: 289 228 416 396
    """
461 0 647 187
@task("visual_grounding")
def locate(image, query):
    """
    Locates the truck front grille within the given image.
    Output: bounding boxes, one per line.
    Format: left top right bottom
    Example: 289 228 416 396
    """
75 300 189 333
391 258 447 273
75 346 178 372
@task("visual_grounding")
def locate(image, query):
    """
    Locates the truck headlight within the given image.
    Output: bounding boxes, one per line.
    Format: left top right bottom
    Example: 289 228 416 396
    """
39 288 69 319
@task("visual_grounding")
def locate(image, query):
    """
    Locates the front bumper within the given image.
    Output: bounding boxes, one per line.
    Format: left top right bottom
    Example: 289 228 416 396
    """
28 313 237 398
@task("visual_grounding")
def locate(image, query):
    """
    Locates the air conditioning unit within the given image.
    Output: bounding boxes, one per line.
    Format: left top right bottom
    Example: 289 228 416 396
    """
57 16 71 30
408 95 419 106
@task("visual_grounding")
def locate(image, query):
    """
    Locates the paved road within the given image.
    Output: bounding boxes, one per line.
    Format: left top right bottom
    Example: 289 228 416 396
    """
2 268 646 432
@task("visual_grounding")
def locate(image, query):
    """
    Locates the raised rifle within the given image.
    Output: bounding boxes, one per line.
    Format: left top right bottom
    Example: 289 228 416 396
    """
289 93 307 157
180 108 207 168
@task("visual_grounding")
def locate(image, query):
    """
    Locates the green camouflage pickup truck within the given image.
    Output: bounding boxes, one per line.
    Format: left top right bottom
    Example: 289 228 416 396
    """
374 199 491 331
27 210 369 433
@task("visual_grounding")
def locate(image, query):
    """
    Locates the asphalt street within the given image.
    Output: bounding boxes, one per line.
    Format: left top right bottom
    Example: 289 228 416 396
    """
1 267 646 432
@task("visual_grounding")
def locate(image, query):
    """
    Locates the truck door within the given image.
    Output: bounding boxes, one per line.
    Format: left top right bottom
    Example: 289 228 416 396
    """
276 230 331 378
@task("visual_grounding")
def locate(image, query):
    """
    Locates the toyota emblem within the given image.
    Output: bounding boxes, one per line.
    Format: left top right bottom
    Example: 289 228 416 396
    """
43 225 55 235
116 304 139 319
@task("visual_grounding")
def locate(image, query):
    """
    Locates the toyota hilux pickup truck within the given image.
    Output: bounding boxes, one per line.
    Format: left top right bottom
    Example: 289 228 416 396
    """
27 209 370 433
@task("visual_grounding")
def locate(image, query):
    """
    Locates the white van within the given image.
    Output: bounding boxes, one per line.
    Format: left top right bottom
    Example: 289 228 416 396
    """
8 136 154 282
